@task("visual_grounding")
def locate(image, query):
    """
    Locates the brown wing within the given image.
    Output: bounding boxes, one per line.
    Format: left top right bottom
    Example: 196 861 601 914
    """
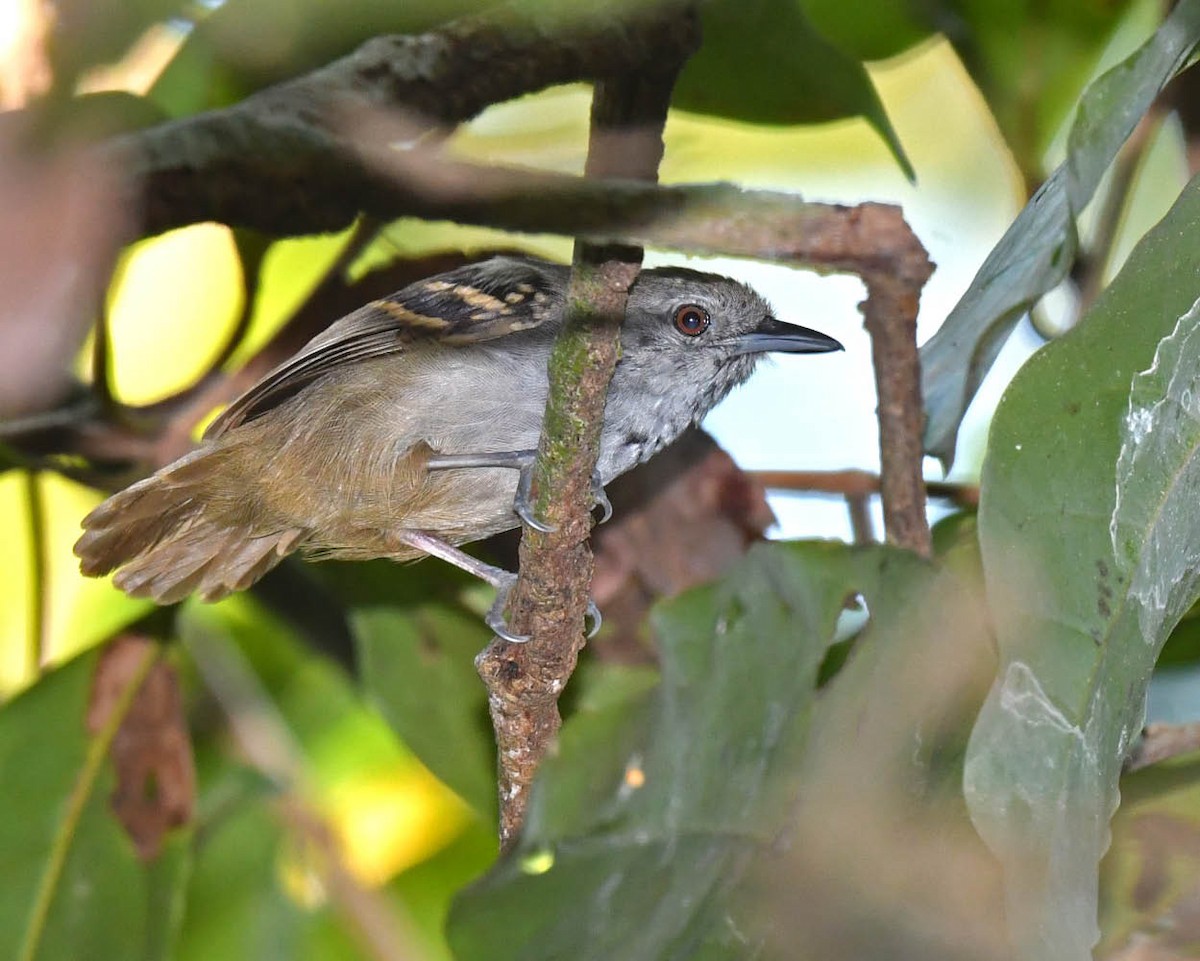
205 256 566 438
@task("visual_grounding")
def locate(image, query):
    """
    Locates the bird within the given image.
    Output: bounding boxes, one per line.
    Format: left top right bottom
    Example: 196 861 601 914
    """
74 255 843 640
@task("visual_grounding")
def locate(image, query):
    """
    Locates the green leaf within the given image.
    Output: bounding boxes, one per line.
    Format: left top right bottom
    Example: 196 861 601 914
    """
171 788 310 961
965 173 1200 959
447 540 901 961
0 645 187 961
674 0 913 179
948 0 1138 180
142 831 194 961
317 560 497 817
804 523 994 803
920 0 1200 468
795 0 931 61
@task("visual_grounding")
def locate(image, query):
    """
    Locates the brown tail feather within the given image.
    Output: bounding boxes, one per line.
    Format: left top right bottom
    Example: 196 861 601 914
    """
75 447 304 603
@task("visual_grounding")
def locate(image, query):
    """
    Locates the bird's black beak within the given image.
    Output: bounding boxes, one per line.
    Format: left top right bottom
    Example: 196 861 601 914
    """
732 316 843 356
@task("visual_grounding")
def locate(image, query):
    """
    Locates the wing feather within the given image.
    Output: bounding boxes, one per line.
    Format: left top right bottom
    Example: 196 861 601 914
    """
205 257 565 438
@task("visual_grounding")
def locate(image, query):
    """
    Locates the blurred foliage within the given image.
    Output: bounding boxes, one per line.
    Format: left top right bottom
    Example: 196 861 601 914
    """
1101 753 1200 957
1 1 1199 960
673 0 913 177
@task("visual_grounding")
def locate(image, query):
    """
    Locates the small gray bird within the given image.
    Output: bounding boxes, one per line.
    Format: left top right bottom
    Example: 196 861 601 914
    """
75 256 842 639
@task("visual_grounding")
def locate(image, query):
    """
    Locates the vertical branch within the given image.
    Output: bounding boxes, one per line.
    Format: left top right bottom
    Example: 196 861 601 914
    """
475 6 700 849
862 268 932 557
846 494 874 545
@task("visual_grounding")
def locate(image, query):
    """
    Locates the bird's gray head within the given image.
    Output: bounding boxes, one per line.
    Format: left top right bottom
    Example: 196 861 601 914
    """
602 265 843 469
619 265 841 407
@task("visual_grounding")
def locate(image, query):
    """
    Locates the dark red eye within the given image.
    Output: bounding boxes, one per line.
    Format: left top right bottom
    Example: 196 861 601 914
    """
673 304 710 337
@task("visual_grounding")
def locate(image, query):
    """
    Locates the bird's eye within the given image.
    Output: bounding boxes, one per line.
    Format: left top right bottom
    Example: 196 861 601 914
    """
673 304 710 337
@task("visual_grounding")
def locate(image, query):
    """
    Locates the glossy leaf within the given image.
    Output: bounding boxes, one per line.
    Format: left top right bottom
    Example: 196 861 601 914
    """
920 0 1200 467
674 0 913 179
171 783 313 961
965 173 1200 960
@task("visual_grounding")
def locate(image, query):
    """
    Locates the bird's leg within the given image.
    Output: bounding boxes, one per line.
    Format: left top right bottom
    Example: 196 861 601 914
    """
393 529 602 642
393 529 527 643
426 449 612 530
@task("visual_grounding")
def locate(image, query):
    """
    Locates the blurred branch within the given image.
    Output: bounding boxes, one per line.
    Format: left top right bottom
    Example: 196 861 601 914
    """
861 268 934 556
1074 106 1164 314
89 302 116 416
847 494 874 545
112 1 701 238
1125 722 1200 772
752 469 980 509
475 11 697 849
1165 57 1200 177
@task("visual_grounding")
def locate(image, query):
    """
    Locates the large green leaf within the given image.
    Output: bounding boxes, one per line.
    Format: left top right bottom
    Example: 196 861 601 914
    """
674 0 912 178
920 0 1200 467
795 0 931 61
966 173 1200 959
0 645 190 961
446 540 977 960
170 778 329 961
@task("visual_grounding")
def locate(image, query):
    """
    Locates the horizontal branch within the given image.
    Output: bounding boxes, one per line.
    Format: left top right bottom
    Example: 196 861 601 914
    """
378 157 911 275
152 135 924 280
111 1 696 237
1125 721 1200 772
751 469 979 508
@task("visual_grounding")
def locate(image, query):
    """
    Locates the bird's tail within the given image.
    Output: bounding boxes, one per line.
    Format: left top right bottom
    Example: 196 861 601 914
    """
74 447 304 604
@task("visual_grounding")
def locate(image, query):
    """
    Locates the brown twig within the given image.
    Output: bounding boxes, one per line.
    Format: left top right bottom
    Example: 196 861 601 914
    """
752 469 979 509
861 251 935 556
846 494 874 545
1125 722 1200 773
1073 106 1163 315
474 11 696 849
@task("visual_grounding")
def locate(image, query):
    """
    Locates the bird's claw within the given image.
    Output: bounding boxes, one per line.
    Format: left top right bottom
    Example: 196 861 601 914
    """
485 574 530 643
512 457 611 531
515 462 558 534
586 599 603 638
590 472 613 525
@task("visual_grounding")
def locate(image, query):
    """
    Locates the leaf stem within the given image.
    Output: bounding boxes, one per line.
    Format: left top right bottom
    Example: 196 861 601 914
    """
18 644 160 961
22 470 47 674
